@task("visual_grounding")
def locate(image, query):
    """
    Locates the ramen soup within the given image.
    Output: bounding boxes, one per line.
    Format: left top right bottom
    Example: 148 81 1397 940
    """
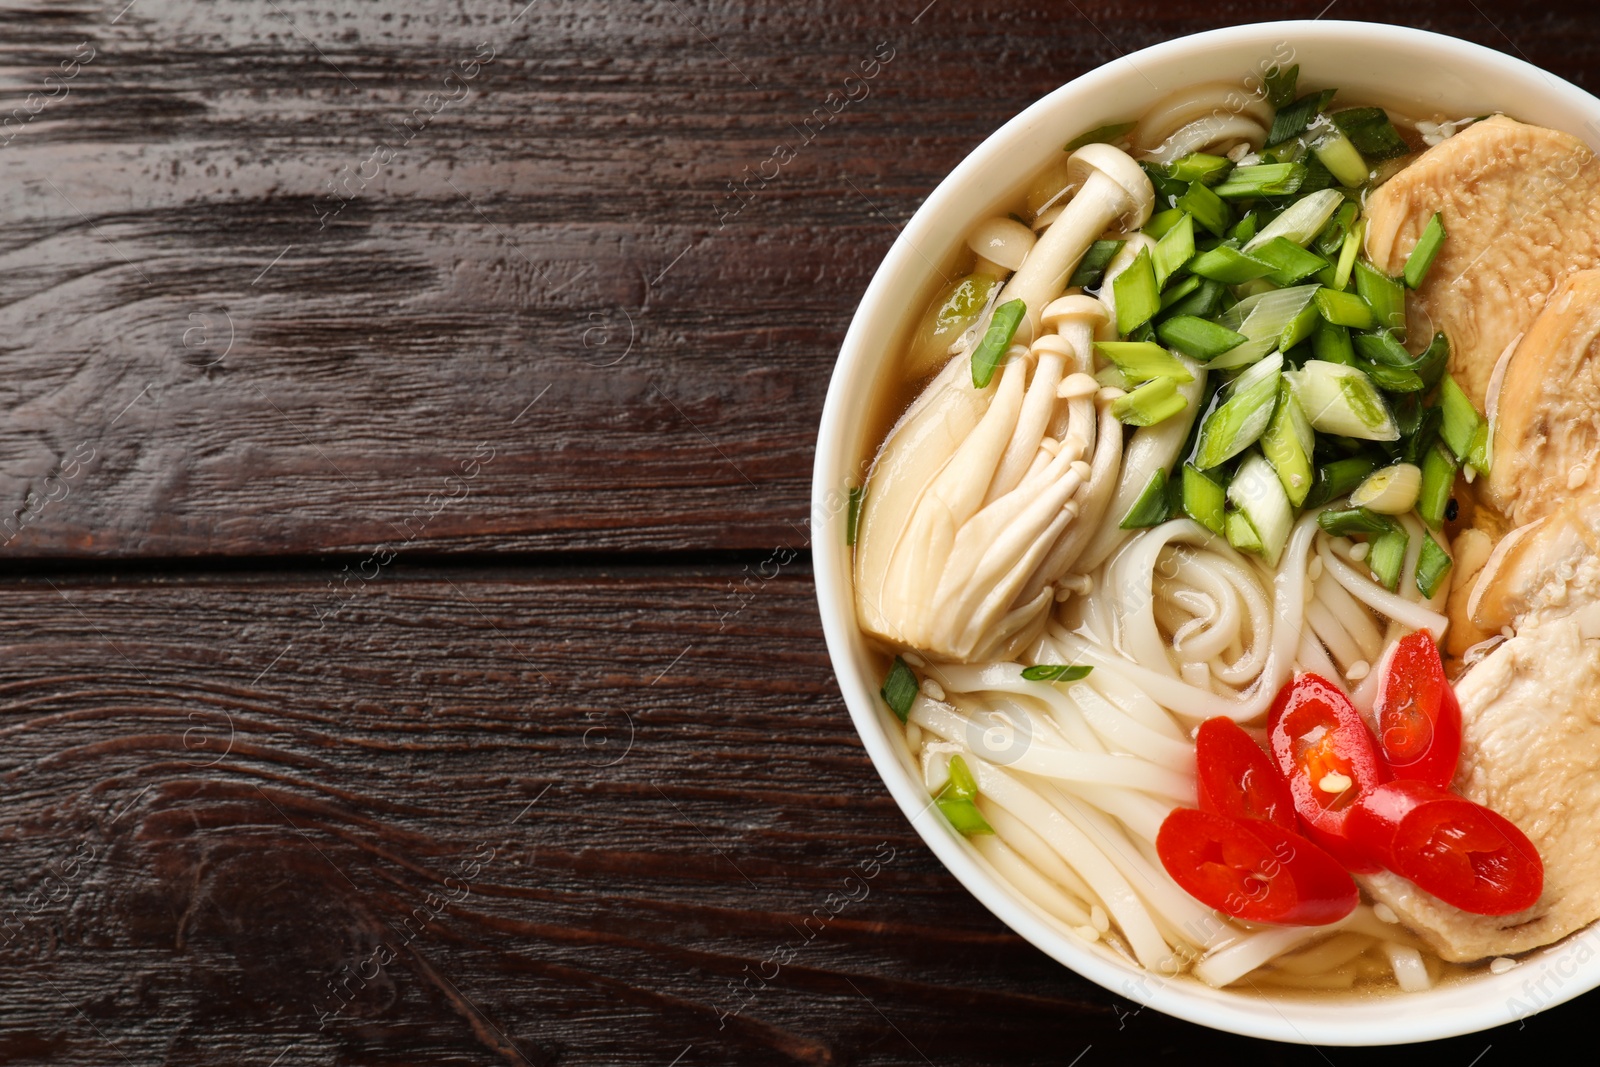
850 66 1600 993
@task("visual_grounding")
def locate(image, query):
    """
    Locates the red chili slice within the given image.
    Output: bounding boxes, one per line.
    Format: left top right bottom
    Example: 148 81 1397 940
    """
1267 673 1387 873
1195 717 1298 830
1373 630 1462 789
1348 780 1543 916
1156 808 1357 926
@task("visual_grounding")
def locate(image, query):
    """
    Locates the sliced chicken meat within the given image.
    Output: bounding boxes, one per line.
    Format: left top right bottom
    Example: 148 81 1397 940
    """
1365 116 1600 408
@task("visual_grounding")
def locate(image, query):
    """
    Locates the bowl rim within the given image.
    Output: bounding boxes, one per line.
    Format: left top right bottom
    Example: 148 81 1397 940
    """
812 18 1600 1045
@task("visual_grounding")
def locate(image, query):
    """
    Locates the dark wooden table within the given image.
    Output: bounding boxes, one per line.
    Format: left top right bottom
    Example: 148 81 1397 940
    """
1 1 1594 1062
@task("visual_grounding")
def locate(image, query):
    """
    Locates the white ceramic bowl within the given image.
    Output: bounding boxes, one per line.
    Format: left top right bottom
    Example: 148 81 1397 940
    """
813 19 1600 1045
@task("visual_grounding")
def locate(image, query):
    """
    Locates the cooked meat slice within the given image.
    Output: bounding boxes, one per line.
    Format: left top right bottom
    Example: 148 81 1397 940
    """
1461 493 1600 637
1361 600 1600 961
1365 116 1600 408
1486 271 1600 524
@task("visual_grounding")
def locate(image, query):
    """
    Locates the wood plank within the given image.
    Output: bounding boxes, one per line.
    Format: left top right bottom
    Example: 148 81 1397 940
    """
0 563 1586 1062
0 1 1595 556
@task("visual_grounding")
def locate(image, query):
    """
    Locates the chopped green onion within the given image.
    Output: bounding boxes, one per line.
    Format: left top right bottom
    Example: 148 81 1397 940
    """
1285 360 1399 440
1418 442 1458 529
971 298 1026 388
1260 379 1314 506
1318 507 1397 537
1226 510 1264 555
1334 217 1366 290
1315 287 1377 330
1161 277 1227 319
1228 452 1294 565
1314 200 1360 257
1153 213 1196 286
1182 463 1228 536
1404 213 1447 289
1311 122 1369 187
945 753 979 799
1244 189 1345 256
1112 376 1187 427
1352 330 1413 367
1278 298 1322 353
1331 107 1409 161
1069 239 1126 288
1411 331 1450 390
1268 88 1338 145
1094 341 1194 383
1158 275 1202 310
1187 245 1277 284
1178 180 1233 238
1313 320 1356 366
1113 248 1160 335
1353 260 1407 334
1361 361 1425 393
1438 374 1485 467
1368 525 1410 592
1416 532 1453 598
1350 461 1422 514
1306 456 1379 508
1250 236 1330 286
1399 402 1441 466
1229 211 1260 244
881 656 918 721
936 794 994 835
1167 153 1234 185
1210 284 1321 369
1212 163 1308 199
1467 420 1489 474
1144 207 1188 239
1194 353 1283 468
1156 315 1247 361
1020 664 1094 682
1066 120 1137 152
846 486 863 545
1120 468 1171 528
1265 64 1300 109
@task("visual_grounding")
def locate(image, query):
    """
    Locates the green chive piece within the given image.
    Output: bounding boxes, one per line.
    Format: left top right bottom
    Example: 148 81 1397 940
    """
971 298 1026 388
1069 239 1126 289
1020 663 1094 682
1418 441 1458 529
1120 468 1171 528
1411 331 1450 390
1158 274 1202 311
1178 180 1233 238
1331 107 1408 161
1228 211 1260 244
1438 374 1484 466
1250 236 1330 286
936 795 994 835
1467 420 1489 474
1368 525 1410 592
1315 288 1377 330
1212 163 1308 200
1334 217 1365 290
1260 379 1315 506
1268 88 1337 145
1161 277 1227 319
1352 330 1413 367
846 486 863 546
880 656 918 722
1144 207 1187 239
945 754 980 800
1094 341 1194 384
1313 320 1356 365
1113 248 1160 335
1066 120 1137 152
1361 360 1424 394
1278 299 1322 354
1155 315 1247 361
1404 212 1447 289
1225 510 1264 555
1416 531 1453 598
1153 214 1196 287
1181 463 1228 536
1112 376 1186 427
1353 260 1407 333
1187 245 1277 284
1305 456 1380 508
1167 152 1233 185
1194 355 1282 469
1310 120 1369 187
1264 64 1300 109
1314 200 1360 257
1318 507 1398 537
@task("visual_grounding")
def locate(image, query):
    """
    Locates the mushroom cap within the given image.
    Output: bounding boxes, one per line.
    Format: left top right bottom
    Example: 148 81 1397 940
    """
966 216 1037 272
1041 294 1110 330
1067 143 1155 230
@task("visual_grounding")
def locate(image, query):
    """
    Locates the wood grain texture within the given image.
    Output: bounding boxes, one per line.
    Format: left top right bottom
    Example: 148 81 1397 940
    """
0 565 1590 1065
0 0 1594 557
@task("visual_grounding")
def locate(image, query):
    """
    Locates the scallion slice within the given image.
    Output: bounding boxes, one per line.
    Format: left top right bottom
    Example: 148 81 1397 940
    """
1367 525 1410 592
1194 352 1283 468
1331 107 1409 161
1069 239 1126 288
1314 287 1377 330
1119 468 1171 528
1158 275 1202 311
1310 117 1370 187
1228 452 1295 565
1152 213 1196 286
1242 188 1345 254
1411 330 1450 390
1334 217 1366 290
1229 211 1260 244
1066 121 1137 152
945 753 980 799
1178 180 1233 238
1259 379 1314 505
1314 200 1360 257
1167 153 1234 184
1187 245 1277 284
971 298 1026 388
881 656 918 721
1305 456 1379 508
1210 284 1320 369
1353 260 1407 333
1415 531 1453 598
1226 510 1264 555
1094 341 1194 383
1145 207 1188 239
1285 359 1399 440
1020 663 1094 682
1161 277 1227 319
1113 248 1160 335
1212 163 1308 199
1352 330 1413 367
1350 461 1422 514
1112 376 1187 427
1268 88 1337 146
936 795 994 835
1250 237 1329 286
1155 315 1247 361
1438 374 1484 466
1265 64 1299 109
1317 507 1397 537
1404 212 1447 289
1182 463 1228 536
1361 360 1424 394
1418 442 1458 529
1312 320 1356 365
